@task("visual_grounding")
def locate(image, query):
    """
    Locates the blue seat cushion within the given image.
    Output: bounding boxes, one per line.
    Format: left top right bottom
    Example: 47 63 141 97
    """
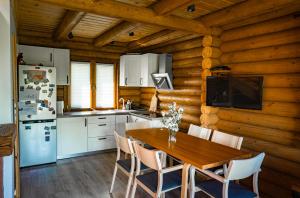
117 159 148 172
144 144 155 150
136 170 182 193
196 179 257 198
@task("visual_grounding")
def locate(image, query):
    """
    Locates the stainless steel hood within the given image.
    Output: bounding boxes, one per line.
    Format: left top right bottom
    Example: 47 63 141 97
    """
151 54 173 90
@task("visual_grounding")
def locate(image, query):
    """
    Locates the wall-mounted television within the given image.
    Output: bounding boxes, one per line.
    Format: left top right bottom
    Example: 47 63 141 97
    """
206 76 263 110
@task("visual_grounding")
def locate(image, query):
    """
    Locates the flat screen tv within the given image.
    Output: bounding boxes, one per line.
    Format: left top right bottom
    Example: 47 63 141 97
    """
206 76 263 110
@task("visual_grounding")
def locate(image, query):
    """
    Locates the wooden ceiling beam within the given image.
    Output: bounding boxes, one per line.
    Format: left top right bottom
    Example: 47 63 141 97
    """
94 21 138 47
38 0 209 35
152 0 193 15
200 0 297 26
54 10 85 40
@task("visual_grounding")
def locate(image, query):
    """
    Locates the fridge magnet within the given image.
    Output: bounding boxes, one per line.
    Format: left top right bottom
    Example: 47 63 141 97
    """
19 102 37 115
36 86 41 91
41 84 47 87
26 85 33 89
42 90 47 94
48 69 52 73
38 107 43 111
49 88 53 92
48 107 54 111
24 79 29 84
52 110 55 115
43 79 49 83
20 86 24 91
34 81 40 85
25 70 46 82
48 91 53 97
49 84 55 88
25 101 31 105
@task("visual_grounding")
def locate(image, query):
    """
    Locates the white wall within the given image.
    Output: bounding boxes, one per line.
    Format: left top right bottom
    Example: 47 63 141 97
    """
0 0 14 197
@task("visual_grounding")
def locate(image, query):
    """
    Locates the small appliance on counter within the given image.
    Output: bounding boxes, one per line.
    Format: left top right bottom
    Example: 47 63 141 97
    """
18 65 57 167
57 101 64 115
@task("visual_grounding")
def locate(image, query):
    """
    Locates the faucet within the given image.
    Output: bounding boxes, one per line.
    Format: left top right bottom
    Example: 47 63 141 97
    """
119 98 125 110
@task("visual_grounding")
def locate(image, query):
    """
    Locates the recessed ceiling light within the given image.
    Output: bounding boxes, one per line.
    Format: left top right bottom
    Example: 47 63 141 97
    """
187 4 196 12
129 32 135 36
67 32 74 39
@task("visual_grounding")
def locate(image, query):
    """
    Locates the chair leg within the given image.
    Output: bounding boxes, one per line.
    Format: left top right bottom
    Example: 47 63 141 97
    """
131 179 137 198
189 167 195 198
125 175 133 198
110 164 118 193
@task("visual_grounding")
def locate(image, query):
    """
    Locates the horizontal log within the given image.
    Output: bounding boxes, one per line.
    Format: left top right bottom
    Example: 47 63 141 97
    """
238 101 300 118
182 114 201 125
159 103 201 115
218 108 300 132
140 100 151 107
70 49 120 60
173 78 202 87
221 43 300 64
264 88 300 102
202 47 222 58
173 68 202 77
140 93 153 100
202 35 222 47
200 114 219 126
217 120 300 147
263 74 300 88
201 105 219 114
140 87 156 94
221 14 300 41
153 38 202 53
158 95 201 106
243 137 300 163
172 57 202 68
221 27 300 52
173 48 203 61
179 121 190 131
229 58 300 74
202 58 221 69
119 89 141 96
158 89 201 96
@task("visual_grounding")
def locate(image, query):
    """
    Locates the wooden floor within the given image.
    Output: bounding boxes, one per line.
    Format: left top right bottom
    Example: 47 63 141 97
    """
21 151 207 198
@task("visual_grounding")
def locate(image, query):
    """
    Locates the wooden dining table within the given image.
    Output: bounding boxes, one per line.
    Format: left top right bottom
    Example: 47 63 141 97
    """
126 128 251 198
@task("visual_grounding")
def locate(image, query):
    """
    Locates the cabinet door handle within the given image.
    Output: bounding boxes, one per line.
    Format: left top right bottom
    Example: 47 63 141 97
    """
67 75 69 84
126 116 129 123
84 118 87 127
50 53 53 62
98 117 106 119
98 137 107 140
140 78 143 85
98 124 107 126
125 77 127 85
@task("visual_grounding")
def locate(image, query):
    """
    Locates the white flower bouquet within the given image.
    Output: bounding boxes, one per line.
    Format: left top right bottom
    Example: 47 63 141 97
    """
161 102 184 142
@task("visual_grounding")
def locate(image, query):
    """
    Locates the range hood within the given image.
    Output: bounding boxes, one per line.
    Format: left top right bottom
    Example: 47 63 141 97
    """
151 54 173 90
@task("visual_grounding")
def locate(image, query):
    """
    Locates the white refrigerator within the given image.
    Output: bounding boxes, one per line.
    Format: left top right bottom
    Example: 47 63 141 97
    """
18 65 57 167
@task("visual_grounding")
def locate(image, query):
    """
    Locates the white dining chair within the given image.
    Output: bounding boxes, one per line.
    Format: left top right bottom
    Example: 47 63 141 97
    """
195 152 265 198
189 130 244 198
131 142 183 198
110 131 148 198
188 124 212 140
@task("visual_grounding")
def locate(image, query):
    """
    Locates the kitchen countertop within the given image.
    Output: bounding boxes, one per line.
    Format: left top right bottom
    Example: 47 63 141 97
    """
57 109 147 118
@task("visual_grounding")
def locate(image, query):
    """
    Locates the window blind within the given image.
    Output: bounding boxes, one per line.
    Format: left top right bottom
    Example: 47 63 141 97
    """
71 62 91 108
96 63 114 108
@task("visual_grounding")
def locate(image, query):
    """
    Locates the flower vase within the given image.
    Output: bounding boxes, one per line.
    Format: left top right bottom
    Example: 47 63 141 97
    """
168 129 177 142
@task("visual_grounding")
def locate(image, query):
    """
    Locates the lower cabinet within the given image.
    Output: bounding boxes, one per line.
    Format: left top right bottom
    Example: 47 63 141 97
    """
88 136 116 152
57 117 88 158
115 115 129 136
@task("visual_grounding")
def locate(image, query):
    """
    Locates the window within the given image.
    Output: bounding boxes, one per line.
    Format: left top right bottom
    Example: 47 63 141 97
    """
96 63 115 108
70 61 115 109
71 62 91 108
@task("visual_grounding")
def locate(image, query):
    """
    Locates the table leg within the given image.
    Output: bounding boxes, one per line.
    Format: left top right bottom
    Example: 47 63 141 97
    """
181 163 191 198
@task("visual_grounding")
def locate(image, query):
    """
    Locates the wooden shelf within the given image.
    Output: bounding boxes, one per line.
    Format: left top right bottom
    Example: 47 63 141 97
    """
0 124 16 157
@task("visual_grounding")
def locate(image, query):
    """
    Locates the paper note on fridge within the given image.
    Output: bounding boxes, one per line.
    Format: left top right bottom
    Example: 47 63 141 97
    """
19 102 37 115
20 89 40 101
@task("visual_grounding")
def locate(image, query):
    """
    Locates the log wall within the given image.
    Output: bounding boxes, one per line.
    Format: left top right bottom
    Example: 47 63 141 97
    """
140 37 203 130
217 13 300 197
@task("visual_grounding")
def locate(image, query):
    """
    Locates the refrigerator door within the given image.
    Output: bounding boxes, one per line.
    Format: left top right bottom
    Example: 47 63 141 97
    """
20 119 57 167
19 65 56 121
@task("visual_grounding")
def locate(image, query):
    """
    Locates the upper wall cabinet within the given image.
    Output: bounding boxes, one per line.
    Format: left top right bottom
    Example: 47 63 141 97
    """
54 49 70 85
119 54 158 87
18 45 54 67
120 55 142 86
18 45 70 85
141 53 159 87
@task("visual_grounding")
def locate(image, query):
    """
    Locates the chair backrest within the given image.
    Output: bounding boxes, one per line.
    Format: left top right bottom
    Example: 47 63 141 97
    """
188 124 212 140
125 121 151 131
114 131 134 155
133 142 161 171
226 153 265 180
211 130 243 149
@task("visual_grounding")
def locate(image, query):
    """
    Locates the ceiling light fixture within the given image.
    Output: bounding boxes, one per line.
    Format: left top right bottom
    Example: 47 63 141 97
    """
129 32 135 36
187 4 196 12
67 32 74 39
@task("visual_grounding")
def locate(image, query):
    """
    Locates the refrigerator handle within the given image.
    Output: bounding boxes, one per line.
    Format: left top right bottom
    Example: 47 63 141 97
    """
84 118 87 127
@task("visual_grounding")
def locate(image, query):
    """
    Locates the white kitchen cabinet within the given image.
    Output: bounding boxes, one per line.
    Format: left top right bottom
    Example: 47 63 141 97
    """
88 136 116 152
54 48 70 85
57 117 88 158
18 45 54 67
140 53 159 87
119 55 142 86
115 115 129 136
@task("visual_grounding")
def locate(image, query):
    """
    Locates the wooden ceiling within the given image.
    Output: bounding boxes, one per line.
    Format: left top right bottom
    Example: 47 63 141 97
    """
16 0 299 54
